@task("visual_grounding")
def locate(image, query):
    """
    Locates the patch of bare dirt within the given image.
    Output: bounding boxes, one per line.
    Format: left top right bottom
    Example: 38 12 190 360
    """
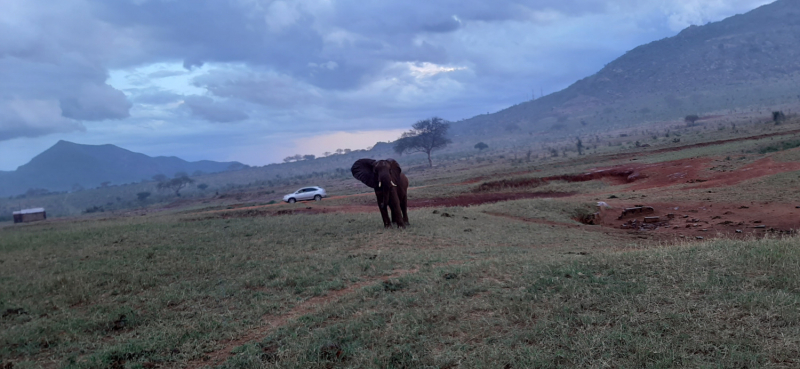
625 157 712 190
593 201 799 239
687 157 800 189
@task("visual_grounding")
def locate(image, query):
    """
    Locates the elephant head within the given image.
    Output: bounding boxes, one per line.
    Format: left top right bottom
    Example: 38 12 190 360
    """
351 158 410 228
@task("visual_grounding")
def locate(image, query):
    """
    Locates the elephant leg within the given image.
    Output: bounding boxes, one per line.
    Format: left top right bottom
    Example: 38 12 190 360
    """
388 189 405 229
389 202 405 228
400 195 409 225
379 205 392 228
375 192 392 227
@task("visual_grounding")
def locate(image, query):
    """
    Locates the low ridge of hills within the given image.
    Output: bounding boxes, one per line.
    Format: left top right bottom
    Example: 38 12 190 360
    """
0 140 246 197
453 0 800 138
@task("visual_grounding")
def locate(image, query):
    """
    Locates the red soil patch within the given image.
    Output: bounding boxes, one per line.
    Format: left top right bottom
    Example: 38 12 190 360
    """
594 201 799 239
464 128 800 188
687 157 800 189
625 157 712 190
616 156 800 191
501 154 798 193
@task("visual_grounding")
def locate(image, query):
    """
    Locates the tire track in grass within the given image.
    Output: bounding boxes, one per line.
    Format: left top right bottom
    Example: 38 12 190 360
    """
185 269 418 368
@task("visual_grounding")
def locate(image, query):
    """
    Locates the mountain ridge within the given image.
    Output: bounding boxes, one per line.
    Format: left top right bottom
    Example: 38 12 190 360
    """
1 140 246 197
453 0 800 137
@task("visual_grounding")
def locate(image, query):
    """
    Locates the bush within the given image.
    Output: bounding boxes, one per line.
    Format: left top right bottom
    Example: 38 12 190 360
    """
759 140 800 154
84 206 104 214
773 111 786 123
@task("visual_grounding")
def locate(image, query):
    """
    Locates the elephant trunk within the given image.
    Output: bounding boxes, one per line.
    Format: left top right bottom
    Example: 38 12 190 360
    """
378 173 394 202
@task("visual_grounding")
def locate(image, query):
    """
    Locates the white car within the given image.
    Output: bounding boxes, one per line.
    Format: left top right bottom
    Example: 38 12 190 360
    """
283 186 327 203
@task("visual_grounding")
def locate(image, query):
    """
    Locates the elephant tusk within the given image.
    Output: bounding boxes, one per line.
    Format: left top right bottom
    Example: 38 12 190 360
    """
378 181 382 188
391 181 397 187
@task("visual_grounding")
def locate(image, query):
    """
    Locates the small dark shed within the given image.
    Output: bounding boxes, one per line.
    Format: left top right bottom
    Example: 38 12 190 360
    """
13 208 46 224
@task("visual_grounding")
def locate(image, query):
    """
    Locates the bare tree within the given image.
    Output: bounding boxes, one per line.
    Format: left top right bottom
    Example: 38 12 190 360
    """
394 117 452 167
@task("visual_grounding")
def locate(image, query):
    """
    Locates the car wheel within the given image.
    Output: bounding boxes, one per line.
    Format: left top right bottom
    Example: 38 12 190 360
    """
314 195 322 201
288 198 296 203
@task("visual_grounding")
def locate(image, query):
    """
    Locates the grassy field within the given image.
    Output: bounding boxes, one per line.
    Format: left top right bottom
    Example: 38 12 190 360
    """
2 114 800 369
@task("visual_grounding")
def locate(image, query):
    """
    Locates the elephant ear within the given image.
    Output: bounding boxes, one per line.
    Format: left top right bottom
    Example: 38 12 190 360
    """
351 159 378 188
386 158 402 181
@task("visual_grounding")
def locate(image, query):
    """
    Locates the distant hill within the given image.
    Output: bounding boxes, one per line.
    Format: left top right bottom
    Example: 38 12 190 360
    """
0 140 247 197
454 0 800 138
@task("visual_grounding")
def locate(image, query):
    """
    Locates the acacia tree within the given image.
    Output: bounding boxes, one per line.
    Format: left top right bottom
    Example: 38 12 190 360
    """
157 176 195 197
474 142 489 151
394 117 452 167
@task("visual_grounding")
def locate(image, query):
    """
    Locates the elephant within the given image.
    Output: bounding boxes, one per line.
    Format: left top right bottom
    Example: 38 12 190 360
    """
351 158 410 228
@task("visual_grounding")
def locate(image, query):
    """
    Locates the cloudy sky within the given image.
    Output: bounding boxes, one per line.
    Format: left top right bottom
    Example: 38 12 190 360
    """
0 0 774 170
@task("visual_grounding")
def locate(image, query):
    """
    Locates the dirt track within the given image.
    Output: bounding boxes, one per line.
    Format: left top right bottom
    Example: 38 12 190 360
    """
184 268 419 369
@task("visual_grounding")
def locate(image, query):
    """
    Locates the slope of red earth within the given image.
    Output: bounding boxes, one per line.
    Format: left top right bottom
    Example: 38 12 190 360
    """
687 156 800 189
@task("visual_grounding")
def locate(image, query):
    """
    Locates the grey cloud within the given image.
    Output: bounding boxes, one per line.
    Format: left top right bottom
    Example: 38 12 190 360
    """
423 17 462 33
0 99 85 141
193 69 321 108
131 89 184 105
0 56 131 140
182 95 249 123
59 83 132 121
93 1 325 72
0 0 133 141
148 70 188 79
